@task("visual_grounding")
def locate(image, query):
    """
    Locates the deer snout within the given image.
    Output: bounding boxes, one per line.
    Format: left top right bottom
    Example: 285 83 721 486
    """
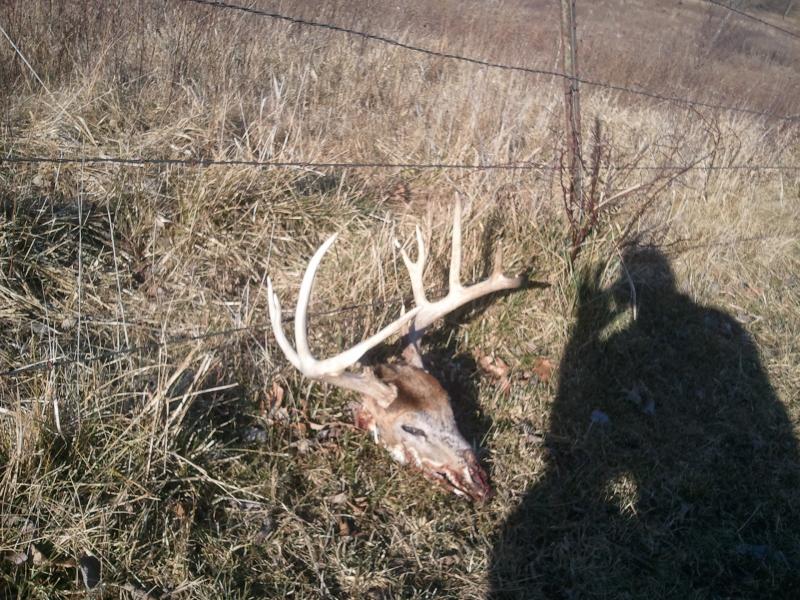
461 450 493 502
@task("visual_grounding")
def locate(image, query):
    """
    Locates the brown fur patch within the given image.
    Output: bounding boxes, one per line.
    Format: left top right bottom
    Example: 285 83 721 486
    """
373 364 450 415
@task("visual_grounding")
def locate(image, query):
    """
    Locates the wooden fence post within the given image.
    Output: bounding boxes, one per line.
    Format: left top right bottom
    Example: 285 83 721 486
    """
560 0 583 220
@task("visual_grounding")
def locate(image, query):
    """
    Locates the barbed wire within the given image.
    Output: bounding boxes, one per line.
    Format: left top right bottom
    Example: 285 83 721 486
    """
0 290 427 379
0 155 547 171
705 0 800 41
182 0 800 123
1 1 797 381
2 154 799 172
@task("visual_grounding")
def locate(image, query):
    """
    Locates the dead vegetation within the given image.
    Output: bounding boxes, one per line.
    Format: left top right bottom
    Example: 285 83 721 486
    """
1 0 799 598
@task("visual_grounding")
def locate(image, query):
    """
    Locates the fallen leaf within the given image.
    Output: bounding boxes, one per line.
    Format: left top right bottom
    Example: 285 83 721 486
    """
477 353 510 380
172 501 187 520
268 381 284 410
440 553 459 567
532 357 555 383
326 492 348 506
144 284 164 299
337 516 356 538
31 545 46 565
269 407 290 423
289 438 311 454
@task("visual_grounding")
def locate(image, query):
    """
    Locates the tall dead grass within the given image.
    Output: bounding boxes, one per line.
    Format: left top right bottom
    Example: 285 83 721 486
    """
1 1 798 598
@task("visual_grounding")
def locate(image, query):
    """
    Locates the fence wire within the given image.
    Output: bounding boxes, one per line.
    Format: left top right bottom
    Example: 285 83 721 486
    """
0 291 430 379
705 0 800 42
2 154 799 172
2 1 799 381
0 156 548 171
183 0 800 123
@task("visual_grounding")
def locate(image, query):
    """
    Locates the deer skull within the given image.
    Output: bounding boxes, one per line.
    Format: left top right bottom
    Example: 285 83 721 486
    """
266 196 523 501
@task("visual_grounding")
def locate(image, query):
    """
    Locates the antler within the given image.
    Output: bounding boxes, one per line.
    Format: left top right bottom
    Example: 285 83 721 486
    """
267 195 523 405
397 195 524 347
266 235 421 407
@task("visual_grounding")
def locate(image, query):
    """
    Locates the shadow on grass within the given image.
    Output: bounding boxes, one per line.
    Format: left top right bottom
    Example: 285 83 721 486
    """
489 248 800 599
424 328 492 473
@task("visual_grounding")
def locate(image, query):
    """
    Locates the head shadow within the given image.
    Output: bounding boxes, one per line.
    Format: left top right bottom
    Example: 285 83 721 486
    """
488 246 800 598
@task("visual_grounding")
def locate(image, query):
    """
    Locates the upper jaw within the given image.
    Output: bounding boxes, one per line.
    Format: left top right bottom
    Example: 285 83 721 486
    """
424 454 493 502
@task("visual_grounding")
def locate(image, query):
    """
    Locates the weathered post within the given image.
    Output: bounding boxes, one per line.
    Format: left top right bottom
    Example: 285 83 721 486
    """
559 0 583 226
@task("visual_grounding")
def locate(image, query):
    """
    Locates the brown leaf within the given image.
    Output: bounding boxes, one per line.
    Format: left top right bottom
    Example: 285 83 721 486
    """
532 357 555 382
478 353 510 381
337 516 356 538
144 284 164 299
440 553 459 567
31 545 46 565
326 492 348 506
172 501 187 520
269 381 284 407
289 438 311 454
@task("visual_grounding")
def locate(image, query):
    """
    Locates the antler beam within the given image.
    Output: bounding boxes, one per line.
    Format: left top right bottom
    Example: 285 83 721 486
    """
266 235 421 406
397 195 524 344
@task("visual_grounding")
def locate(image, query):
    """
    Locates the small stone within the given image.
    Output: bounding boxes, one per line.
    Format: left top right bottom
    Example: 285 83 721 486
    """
590 409 610 426
242 427 268 444
79 552 101 589
4 552 27 565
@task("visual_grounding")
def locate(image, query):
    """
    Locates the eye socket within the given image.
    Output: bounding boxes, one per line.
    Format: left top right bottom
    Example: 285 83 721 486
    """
401 424 427 438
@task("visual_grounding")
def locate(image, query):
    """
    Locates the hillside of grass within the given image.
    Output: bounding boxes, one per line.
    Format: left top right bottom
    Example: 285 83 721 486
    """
1 1 798 598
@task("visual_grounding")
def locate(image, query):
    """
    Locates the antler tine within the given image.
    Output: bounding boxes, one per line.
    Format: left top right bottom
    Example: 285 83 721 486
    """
408 197 525 335
395 225 428 306
268 234 422 380
293 234 338 370
266 277 301 371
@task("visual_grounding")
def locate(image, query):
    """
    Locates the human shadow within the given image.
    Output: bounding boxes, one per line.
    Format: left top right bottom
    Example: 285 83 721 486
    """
489 248 800 599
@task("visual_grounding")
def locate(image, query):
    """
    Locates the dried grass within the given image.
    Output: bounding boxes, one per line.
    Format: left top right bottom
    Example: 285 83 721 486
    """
1 1 799 598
